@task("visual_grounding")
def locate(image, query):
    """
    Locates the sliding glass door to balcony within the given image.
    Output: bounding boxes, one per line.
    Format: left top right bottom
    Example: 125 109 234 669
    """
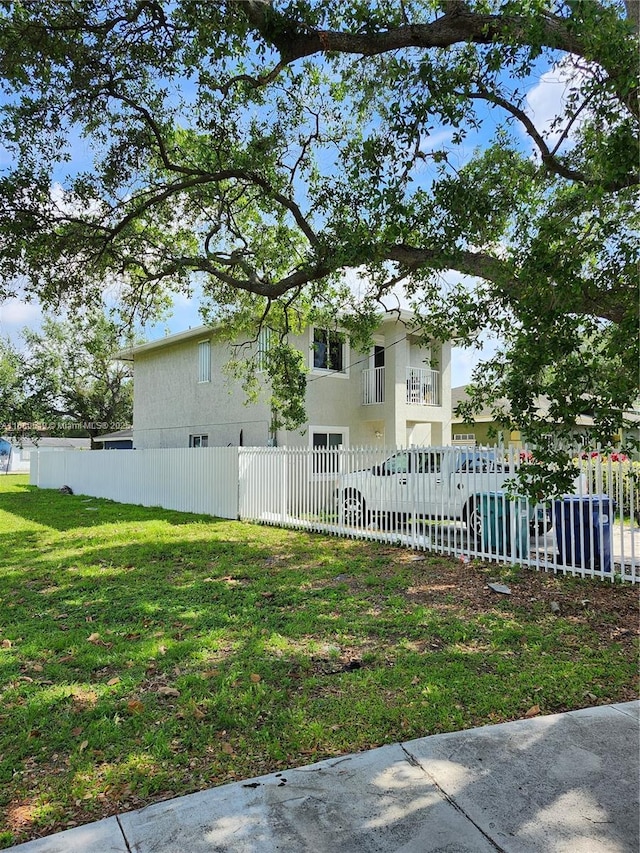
406 367 440 406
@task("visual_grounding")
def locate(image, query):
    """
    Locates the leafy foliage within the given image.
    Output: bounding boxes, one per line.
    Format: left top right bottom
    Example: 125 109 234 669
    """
4 311 134 446
0 1 637 469
0 338 25 429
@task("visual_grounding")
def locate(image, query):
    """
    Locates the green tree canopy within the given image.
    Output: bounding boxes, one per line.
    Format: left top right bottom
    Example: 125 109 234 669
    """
0 336 25 429
0 1 637 469
6 311 133 447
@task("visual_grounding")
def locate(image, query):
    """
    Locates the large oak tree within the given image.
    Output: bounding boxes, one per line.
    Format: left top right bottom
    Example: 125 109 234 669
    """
0 1 637 475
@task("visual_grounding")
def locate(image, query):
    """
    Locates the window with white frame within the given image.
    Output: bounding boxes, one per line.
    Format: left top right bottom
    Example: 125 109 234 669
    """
311 428 347 473
189 434 209 448
312 328 346 373
257 326 272 371
198 340 211 383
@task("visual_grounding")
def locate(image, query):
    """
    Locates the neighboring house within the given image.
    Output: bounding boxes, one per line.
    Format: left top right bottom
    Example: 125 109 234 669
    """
118 310 453 449
451 386 640 448
93 429 134 450
0 436 91 473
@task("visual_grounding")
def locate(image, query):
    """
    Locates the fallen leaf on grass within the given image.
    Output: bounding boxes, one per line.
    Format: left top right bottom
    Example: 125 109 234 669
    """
127 700 145 714
79 740 89 753
1 639 12 648
156 687 180 698
221 742 235 755
202 669 220 679
525 705 541 718
71 727 83 736
106 676 120 686
86 632 112 648
250 673 262 683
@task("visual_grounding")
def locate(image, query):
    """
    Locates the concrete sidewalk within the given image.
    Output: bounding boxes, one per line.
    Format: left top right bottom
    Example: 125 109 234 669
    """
9 701 639 853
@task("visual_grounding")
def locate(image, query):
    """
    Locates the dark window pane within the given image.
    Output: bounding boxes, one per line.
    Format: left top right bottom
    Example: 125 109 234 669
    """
313 329 328 369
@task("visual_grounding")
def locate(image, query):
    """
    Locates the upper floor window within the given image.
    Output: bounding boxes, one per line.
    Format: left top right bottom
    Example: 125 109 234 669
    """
312 328 345 372
198 340 211 383
257 327 272 372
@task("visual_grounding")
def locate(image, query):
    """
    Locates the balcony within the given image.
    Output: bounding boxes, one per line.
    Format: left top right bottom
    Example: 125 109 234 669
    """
362 366 441 406
362 366 385 404
406 367 440 406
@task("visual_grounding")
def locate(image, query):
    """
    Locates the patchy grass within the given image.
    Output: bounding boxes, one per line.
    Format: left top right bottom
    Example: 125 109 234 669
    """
0 474 637 847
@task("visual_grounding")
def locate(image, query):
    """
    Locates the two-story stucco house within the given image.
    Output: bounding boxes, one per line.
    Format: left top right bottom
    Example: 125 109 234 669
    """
119 310 453 449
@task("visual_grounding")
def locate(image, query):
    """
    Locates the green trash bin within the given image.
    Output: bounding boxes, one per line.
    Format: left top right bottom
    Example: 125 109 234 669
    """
479 492 530 557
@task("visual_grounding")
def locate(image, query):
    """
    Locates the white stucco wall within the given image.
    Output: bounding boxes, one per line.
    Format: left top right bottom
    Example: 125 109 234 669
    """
130 315 453 449
132 334 273 449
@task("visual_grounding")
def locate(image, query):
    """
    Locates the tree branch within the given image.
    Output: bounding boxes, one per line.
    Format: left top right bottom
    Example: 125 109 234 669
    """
242 3 582 64
240 2 637 120
465 88 637 190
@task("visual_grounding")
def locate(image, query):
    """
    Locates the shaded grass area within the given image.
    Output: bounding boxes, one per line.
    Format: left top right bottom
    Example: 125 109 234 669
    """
0 474 637 847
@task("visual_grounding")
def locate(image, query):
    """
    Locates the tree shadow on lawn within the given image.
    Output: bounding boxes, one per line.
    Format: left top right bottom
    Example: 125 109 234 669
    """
0 531 421 843
0 483 232 533
0 526 638 848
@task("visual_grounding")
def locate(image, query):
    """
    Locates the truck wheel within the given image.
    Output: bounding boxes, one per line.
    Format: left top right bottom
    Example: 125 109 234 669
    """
465 498 483 540
340 491 367 527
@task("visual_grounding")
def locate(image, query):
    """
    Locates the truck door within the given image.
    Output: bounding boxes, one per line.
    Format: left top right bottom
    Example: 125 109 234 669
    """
378 450 410 519
406 449 447 519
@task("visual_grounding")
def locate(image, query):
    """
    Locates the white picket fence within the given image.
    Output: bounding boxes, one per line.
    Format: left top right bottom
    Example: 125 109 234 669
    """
30 445 639 583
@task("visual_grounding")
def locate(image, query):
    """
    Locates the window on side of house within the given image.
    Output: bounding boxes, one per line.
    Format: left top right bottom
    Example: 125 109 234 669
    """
312 328 345 372
311 429 346 473
257 327 272 372
190 434 209 448
198 340 211 383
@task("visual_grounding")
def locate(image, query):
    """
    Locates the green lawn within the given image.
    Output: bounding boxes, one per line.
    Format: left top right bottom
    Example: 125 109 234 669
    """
0 474 638 847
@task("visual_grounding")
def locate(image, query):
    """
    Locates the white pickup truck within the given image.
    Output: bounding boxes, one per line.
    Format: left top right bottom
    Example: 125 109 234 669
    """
336 448 553 534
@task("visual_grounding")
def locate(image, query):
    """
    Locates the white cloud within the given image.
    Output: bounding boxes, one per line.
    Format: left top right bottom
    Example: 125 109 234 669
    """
0 298 42 326
0 298 43 343
525 58 590 149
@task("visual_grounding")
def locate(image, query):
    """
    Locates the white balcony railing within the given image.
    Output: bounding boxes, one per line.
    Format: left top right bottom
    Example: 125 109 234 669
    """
406 367 440 406
363 366 440 406
362 366 385 404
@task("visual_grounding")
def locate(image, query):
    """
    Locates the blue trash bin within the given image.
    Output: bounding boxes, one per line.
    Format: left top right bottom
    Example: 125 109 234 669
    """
480 492 530 557
553 495 613 573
